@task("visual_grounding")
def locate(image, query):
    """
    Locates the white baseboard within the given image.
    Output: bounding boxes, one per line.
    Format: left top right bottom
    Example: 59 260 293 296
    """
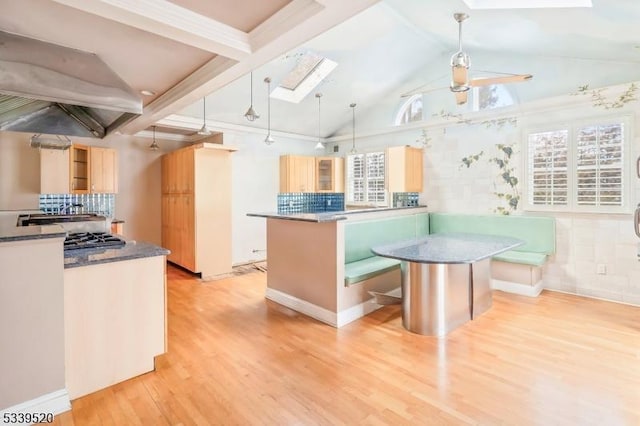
266 288 338 327
492 279 544 297
0 389 71 423
265 287 388 328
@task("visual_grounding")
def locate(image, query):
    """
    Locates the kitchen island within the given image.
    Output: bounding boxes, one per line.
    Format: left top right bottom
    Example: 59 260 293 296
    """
0 212 169 415
248 207 429 327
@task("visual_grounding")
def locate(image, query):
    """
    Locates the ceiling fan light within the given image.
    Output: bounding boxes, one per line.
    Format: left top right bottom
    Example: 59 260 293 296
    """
450 51 470 68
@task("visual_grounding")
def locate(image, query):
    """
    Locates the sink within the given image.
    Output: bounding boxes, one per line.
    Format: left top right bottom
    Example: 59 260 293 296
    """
17 213 103 226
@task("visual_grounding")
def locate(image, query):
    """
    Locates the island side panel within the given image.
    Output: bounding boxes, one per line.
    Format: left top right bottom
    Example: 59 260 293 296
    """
0 237 67 411
266 219 339 320
64 255 166 400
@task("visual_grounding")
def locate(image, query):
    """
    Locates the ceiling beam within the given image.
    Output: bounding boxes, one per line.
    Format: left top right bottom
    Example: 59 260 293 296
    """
52 0 251 60
117 0 380 135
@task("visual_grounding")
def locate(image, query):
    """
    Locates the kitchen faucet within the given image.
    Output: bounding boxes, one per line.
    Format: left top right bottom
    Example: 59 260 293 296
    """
59 203 84 214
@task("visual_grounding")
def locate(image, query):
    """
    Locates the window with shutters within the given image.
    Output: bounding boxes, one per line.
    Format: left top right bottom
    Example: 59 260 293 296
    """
347 151 387 206
525 117 630 213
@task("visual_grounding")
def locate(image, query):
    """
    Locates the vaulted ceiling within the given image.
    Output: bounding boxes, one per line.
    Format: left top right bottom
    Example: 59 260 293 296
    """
1 0 639 141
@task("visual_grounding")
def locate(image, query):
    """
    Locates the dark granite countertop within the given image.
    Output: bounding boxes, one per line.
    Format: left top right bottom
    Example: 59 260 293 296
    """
64 240 170 269
247 205 428 223
0 213 66 243
372 232 523 264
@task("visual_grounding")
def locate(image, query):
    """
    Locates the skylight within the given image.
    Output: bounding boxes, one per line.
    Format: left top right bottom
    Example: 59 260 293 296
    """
463 0 591 9
270 53 338 104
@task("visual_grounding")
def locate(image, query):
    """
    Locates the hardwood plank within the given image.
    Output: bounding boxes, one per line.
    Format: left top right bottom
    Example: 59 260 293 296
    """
51 265 640 425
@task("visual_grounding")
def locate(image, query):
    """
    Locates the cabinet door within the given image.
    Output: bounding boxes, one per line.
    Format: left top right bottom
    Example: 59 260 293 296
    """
316 158 333 192
179 149 195 193
180 194 196 271
101 148 118 193
40 149 70 194
301 156 316 192
333 157 345 193
405 147 423 193
90 147 104 193
70 145 90 193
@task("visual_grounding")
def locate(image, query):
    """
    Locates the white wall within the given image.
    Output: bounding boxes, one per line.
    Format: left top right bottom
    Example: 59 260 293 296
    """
331 88 640 306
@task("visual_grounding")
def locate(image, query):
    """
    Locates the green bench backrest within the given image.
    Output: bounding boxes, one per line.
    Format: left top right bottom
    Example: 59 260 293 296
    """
429 213 555 254
345 213 429 263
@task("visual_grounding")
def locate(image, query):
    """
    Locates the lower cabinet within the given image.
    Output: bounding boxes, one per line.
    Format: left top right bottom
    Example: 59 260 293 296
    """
64 256 166 400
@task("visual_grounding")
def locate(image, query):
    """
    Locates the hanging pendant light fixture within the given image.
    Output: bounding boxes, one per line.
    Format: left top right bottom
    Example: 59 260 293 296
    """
349 103 357 154
264 77 274 145
244 72 260 122
198 97 212 136
314 93 324 150
149 125 159 151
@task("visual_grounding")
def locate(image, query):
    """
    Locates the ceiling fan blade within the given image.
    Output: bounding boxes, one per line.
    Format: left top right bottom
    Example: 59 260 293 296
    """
469 74 533 87
455 91 468 105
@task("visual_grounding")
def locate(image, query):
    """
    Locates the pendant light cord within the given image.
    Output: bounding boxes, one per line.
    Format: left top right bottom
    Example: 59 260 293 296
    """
317 93 322 144
350 103 356 152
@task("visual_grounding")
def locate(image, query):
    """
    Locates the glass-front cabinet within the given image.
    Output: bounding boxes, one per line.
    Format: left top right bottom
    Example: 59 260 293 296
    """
315 157 344 193
70 144 90 193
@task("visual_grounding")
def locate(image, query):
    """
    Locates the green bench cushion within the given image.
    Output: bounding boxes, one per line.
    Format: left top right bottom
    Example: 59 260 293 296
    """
344 256 402 286
429 213 555 255
493 250 548 266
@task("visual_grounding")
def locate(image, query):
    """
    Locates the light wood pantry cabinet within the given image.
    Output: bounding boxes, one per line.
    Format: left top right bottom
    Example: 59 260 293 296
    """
386 146 424 193
279 155 316 193
161 143 236 279
315 157 344 193
40 145 118 194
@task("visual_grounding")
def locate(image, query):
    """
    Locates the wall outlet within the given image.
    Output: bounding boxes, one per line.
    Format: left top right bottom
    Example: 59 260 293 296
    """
596 264 607 275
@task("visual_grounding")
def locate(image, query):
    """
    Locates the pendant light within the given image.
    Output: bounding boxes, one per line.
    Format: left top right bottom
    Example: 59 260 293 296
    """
264 77 274 145
314 93 324 150
198 97 212 136
244 72 260 121
349 103 357 154
149 125 159 151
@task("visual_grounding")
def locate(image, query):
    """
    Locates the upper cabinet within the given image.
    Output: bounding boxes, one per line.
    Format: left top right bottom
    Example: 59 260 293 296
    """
279 155 316 193
90 146 118 194
316 157 344 193
69 144 90 194
386 146 424 193
40 144 118 194
40 148 70 194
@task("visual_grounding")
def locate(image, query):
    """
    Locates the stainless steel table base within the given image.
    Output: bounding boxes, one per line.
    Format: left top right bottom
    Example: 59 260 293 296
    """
401 258 492 336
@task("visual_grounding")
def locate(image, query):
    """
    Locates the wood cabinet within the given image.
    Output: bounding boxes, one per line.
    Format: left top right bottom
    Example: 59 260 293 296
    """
40 145 117 194
40 148 70 194
69 144 90 193
90 146 118 193
386 146 424 193
279 155 316 193
315 157 344 193
161 143 236 279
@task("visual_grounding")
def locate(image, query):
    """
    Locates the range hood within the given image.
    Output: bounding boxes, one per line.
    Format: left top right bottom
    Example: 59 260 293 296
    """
0 30 142 138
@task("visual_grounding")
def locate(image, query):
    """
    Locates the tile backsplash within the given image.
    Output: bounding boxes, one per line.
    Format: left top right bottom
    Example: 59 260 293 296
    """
392 192 419 207
39 193 115 217
278 193 345 214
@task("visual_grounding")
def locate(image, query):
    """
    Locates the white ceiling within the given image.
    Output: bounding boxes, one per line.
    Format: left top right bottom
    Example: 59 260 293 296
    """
1 0 639 140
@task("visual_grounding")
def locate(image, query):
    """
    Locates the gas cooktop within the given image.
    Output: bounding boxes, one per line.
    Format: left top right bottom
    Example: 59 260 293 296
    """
64 232 126 251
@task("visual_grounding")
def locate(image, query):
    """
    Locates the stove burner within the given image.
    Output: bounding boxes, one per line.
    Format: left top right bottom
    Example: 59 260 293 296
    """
64 232 126 251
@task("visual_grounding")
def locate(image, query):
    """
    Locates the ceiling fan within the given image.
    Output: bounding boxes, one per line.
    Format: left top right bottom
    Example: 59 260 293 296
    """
402 13 533 105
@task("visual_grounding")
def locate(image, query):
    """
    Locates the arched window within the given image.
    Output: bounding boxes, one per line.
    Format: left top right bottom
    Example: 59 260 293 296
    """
472 84 514 111
395 94 423 125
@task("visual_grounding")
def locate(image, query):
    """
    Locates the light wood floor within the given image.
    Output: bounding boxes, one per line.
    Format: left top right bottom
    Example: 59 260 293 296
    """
53 265 640 425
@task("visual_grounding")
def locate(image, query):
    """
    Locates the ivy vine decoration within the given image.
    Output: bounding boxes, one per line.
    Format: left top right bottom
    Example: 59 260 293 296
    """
460 151 484 169
488 144 520 215
572 83 638 109
416 128 432 148
435 109 518 130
